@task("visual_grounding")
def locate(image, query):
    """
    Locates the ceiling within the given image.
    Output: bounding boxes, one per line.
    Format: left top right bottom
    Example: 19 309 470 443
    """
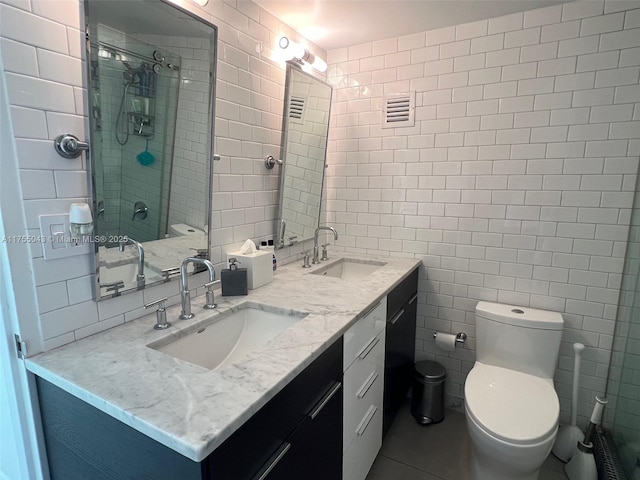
253 0 567 51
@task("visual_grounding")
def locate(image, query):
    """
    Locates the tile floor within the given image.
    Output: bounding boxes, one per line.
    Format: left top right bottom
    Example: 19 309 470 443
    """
366 400 569 480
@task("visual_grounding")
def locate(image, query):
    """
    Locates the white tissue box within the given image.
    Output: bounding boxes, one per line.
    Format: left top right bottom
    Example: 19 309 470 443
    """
226 250 273 290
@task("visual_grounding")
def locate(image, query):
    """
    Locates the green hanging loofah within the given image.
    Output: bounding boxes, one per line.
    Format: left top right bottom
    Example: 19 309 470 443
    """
137 139 155 166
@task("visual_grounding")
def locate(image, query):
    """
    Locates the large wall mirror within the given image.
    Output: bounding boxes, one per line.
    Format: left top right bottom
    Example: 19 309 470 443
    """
275 63 332 249
85 0 217 299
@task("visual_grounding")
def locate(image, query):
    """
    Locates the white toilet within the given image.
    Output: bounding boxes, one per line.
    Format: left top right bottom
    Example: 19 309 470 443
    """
464 301 564 480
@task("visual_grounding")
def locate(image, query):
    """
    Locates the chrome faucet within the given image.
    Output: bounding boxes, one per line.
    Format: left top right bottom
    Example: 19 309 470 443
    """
179 257 215 320
119 238 145 288
313 226 338 264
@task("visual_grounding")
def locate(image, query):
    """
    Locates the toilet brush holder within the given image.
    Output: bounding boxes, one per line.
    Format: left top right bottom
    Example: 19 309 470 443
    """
565 441 597 480
553 342 585 462
554 424 584 463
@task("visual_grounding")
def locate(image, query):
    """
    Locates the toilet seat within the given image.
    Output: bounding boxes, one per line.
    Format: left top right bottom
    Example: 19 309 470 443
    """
465 363 559 446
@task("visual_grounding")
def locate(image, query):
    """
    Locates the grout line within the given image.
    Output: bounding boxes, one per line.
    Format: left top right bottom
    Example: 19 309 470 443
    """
376 453 448 479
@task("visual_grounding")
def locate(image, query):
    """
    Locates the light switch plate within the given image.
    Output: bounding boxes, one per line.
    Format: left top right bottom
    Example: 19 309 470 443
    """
39 214 92 260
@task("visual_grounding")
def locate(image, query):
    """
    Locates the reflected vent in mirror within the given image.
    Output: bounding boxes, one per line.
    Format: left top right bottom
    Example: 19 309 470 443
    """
382 92 415 128
288 96 305 124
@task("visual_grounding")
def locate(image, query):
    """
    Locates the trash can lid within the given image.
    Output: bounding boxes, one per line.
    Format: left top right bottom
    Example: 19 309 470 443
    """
415 360 446 380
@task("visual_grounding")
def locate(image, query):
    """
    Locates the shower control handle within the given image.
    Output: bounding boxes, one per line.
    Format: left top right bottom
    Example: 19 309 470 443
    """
54 134 90 159
132 201 148 221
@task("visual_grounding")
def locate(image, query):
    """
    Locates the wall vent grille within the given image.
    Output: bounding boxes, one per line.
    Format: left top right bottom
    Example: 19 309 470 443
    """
289 96 305 123
382 92 415 128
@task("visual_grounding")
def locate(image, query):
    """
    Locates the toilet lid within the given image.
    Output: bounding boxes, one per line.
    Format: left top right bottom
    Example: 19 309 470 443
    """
465 363 559 445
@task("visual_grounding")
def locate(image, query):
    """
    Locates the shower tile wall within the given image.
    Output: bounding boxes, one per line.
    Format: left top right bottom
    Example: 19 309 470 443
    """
94 26 169 243
0 0 322 353
92 26 121 240
116 69 172 243
135 33 212 234
325 1 640 424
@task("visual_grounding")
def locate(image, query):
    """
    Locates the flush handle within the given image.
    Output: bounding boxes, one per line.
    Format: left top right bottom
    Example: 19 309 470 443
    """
54 134 90 159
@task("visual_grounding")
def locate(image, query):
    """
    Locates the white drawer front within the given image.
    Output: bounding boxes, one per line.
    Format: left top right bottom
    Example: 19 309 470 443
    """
343 328 384 452
343 297 387 371
342 404 383 480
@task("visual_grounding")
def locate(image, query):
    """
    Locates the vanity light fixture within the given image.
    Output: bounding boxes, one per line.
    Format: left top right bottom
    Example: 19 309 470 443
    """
194 0 209 5
278 36 327 73
69 203 94 236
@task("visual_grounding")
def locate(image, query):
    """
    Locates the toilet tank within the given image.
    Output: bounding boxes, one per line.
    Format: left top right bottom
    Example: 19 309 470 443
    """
475 302 564 379
169 223 205 237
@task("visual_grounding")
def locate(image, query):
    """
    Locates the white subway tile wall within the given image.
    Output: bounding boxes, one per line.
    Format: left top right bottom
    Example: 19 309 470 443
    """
1 0 323 352
325 1 640 424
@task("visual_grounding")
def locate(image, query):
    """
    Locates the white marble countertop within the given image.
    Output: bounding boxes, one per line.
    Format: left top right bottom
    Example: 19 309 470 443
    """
26 253 421 463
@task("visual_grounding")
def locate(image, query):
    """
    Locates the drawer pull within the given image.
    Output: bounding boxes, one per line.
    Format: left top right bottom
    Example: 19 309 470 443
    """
357 337 380 360
388 308 404 325
309 381 342 420
408 292 418 304
356 372 379 399
252 442 291 480
360 300 381 319
356 405 378 436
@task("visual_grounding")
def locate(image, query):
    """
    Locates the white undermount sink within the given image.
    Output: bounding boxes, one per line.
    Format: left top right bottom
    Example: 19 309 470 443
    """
311 258 387 281
148 304 307 370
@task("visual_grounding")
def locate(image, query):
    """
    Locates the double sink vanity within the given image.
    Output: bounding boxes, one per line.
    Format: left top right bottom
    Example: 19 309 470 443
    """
27 254 420 480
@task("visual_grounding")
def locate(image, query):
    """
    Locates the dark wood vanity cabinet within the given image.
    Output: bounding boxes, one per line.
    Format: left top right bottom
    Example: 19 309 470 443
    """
36 337 343 480
383 268 418 437
36 376 203 480
206 337 343 480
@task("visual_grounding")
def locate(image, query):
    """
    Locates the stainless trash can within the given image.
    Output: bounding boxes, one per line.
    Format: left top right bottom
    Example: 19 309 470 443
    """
411 360 446 425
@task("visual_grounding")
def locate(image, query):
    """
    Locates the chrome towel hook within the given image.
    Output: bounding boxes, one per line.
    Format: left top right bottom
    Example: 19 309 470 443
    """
54 133 90 159
264 155 283 169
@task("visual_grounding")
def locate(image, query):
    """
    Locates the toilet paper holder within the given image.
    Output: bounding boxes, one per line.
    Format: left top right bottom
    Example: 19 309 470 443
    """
433 331 467 346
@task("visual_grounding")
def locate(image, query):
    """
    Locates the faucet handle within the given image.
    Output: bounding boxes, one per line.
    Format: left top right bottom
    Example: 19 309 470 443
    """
203 280 217 310
161 266 180 282
321 243 330 261
144 297 171 330
302 251 311 268
190 248 209 258
132 201 148 221
103 280 125 296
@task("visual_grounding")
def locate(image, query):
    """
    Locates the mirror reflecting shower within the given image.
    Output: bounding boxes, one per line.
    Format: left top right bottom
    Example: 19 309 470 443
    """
91 25 182 244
